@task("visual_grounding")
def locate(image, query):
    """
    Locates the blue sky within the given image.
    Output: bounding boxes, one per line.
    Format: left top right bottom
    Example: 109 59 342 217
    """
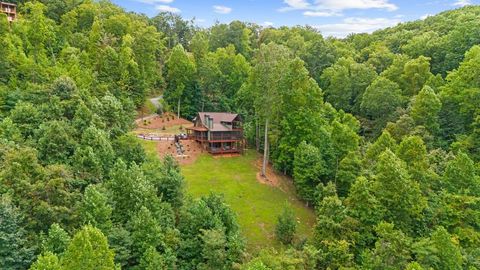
111 0 479 37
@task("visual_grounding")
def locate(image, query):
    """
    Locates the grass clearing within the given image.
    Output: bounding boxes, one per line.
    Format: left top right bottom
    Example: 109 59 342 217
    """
139 139 158 158
181 150 316 252
161 124 191 134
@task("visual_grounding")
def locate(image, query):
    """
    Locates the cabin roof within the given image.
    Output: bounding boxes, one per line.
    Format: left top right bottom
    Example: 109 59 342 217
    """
0 2 16 6
187 126 208 131
198 112 238 123
194 112 240 132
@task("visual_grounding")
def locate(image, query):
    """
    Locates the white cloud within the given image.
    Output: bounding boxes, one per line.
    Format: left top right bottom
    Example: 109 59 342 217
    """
314 0 398 11
135 0 174 4
155 4 181 13
193 18 206 25
314 17 401 38
452 0 472 6
213 5 232 14
420 13 432 19
280 0 398 16
303 10 339 17
279 0 311 11
263 21 275 27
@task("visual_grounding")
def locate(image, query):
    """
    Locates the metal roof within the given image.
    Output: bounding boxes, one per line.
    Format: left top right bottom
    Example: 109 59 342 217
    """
186 126 208 131
0 2 16 6
196 112 240 132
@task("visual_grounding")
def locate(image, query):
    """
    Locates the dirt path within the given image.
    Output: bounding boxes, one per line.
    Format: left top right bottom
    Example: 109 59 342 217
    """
149 95 162 109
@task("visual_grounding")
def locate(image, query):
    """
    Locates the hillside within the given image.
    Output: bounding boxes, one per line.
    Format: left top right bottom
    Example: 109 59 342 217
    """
181 151 316 252
348 5 480 75
0 1 479 270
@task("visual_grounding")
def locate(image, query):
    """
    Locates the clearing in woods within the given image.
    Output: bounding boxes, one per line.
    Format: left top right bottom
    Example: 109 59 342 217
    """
139 140 316 251
181 150 316 252
137 112 315 252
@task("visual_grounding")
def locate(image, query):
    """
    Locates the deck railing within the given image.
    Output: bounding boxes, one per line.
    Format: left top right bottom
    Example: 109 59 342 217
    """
210 133 243 141
188 134 208 140
189 133 243 141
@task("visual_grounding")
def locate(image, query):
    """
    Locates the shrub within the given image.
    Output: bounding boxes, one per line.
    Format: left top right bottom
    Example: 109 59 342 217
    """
275 204 297 245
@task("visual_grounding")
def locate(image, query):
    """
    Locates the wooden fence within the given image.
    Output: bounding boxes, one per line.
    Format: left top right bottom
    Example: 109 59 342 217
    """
136 134 174 141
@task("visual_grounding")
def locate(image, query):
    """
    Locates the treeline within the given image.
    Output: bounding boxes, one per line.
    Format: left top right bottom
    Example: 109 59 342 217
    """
161 4 480 269
0 1 243 270
0 0 480 269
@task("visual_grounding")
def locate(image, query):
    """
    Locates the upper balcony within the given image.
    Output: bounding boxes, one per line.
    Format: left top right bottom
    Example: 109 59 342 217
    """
209 131 243 141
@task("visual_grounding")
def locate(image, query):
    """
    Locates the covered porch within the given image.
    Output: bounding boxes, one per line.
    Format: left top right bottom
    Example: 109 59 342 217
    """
207 141 243 154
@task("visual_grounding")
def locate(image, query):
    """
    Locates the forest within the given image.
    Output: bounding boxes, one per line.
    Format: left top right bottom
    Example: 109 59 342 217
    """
0 0 480 269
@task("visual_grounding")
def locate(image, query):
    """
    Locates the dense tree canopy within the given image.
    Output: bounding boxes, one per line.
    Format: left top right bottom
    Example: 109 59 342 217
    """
2 1 480 269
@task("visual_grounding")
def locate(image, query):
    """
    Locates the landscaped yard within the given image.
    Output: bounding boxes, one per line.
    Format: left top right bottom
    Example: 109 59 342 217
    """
134 124 191 136
181 150 316 252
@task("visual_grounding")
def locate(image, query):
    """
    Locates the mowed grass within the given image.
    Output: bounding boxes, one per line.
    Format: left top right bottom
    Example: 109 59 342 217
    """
139 139 158 158
181 150 316 252
137 140 316 251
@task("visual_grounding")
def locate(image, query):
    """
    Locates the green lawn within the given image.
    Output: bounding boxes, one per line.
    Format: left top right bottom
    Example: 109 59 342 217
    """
181 150 316 252
139 139 158 158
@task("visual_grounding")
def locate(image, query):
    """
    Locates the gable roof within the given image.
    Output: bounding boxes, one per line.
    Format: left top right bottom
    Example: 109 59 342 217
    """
196 112 240 132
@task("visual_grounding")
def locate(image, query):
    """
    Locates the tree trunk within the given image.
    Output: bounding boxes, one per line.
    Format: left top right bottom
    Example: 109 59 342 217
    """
50 46 57 65
334 158 339 185
261 118 269 177
255 120 260 151
177 98 181 118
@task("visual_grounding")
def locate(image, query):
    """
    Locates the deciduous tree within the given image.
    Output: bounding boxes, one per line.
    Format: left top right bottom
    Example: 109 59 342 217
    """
0 196 34 270
79 184 113 232
275 205 297 245
293 142 325 203
165 44 196 118
373 150 426 232
410 85 441 134
361 77 403 125
62 225 116 270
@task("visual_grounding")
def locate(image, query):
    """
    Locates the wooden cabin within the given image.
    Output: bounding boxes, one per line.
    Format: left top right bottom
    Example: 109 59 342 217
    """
186 112 244 154
1 2 16 22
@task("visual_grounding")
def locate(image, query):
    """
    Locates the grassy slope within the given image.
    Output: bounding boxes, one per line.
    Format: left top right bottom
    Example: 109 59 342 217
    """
139 139 158 157
181 150 316 252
